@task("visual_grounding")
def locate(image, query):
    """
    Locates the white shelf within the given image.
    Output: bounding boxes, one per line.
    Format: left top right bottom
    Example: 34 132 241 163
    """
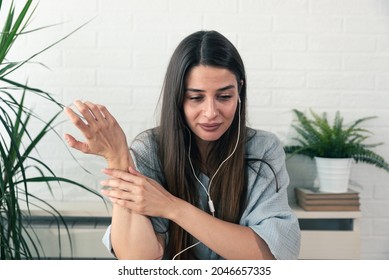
291 204 361 219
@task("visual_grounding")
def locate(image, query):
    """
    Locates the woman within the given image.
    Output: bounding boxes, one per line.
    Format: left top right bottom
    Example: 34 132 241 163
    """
64 30 300 260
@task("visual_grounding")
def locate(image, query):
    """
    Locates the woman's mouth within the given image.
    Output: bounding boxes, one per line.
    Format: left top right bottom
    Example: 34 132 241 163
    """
199 123 221 132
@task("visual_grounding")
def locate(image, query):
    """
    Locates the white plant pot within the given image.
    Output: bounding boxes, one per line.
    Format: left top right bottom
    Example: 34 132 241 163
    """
314 157 353 193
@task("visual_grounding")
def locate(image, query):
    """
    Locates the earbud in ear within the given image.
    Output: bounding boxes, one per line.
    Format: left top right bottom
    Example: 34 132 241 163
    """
238 97 241 103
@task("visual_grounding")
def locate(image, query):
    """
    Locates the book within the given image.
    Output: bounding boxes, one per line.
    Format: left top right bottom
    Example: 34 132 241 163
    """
295 187 360 211
295 187 359 200
298 197 359 206
297 202 360 211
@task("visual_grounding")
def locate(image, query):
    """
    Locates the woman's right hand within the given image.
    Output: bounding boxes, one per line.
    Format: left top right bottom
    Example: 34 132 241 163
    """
63 100 132 168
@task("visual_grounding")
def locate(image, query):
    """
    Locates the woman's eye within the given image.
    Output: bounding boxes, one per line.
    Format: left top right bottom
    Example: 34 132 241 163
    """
218 95 232 101
189 96 203 101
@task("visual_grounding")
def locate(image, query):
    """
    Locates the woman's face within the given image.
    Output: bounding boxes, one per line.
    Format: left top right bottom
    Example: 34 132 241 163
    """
183 65 240 148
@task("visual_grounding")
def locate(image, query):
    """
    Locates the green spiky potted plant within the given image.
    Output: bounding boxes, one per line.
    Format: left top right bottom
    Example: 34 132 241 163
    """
0 0 102 259
284 109 389 193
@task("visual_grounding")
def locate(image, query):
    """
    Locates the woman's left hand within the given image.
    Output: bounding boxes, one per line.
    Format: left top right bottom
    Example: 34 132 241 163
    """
100 167 177 218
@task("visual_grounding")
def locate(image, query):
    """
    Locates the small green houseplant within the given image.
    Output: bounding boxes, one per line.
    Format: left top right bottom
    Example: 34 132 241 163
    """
0 0 102 259
284 109 389 193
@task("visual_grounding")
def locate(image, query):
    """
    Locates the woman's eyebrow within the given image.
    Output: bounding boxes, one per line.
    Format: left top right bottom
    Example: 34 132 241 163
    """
185 84 236 93
185 88 205 93
217 85 236 92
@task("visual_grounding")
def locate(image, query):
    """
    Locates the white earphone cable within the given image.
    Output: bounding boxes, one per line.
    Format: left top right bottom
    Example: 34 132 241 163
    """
173 97 241 260
172 241 200 260
187 97 241 215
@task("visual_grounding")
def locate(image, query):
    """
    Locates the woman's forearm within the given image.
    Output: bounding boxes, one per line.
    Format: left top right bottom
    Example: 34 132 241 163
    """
168 198 275 260
110 205 164 259
107 156 163 260
101 167 272 260
64 101 164 259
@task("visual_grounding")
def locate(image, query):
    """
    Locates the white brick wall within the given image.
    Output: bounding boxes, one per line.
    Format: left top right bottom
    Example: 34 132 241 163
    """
5 0 389 259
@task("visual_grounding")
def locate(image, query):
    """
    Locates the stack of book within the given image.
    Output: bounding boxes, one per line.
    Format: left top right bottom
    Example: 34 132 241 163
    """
295 187 360 211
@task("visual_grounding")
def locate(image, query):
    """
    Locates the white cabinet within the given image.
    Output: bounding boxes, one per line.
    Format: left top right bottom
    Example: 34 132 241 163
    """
292 204 361 259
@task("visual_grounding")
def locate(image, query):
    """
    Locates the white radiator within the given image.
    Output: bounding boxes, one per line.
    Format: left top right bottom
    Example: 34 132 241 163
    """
24 216 114 259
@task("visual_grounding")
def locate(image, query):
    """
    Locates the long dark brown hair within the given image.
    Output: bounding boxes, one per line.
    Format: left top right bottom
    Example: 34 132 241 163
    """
157 30 247 259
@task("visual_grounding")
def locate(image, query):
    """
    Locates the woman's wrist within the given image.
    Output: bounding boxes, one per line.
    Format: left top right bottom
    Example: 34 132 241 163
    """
106 152 132 170
112 202 132 214
165 196 188 222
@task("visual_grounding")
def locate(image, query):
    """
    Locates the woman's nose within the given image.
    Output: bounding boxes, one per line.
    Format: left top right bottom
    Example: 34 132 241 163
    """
203 99 218 119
